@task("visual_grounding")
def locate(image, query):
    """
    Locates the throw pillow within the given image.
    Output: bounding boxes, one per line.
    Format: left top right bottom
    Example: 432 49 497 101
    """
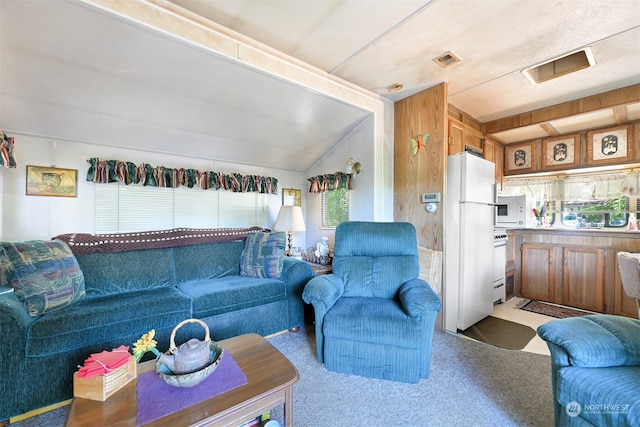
239 231 286 279
0 239 86 317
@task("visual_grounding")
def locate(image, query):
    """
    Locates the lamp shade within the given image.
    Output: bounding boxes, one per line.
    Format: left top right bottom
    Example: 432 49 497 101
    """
273 205 306 232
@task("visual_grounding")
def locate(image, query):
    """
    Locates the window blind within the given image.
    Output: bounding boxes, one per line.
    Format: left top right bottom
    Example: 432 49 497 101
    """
96 183 268 233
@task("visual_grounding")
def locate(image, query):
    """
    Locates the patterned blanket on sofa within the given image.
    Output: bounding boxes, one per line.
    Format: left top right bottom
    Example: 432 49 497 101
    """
53 227 266 255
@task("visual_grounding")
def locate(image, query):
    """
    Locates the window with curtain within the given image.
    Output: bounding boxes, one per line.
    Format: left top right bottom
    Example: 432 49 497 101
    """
95 183 269 233
321 187 349 228
503 171 634 228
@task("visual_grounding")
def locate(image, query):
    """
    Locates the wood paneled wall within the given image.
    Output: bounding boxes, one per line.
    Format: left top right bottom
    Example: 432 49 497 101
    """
484 84 640 134
394 83 448 251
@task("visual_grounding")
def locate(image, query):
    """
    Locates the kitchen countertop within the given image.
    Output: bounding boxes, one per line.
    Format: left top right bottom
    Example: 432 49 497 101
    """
510 227 640 238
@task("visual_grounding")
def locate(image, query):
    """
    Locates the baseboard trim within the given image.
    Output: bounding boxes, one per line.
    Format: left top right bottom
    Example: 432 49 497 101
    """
9 399 72 424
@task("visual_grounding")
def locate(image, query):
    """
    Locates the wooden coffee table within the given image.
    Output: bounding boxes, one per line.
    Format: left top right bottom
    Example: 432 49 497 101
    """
65 333 298 426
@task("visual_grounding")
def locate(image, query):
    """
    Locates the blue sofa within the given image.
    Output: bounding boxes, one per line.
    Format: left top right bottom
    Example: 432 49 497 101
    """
537 314 640 427
0 228 313 420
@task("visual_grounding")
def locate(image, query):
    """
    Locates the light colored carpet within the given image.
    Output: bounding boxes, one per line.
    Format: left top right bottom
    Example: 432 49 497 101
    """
14 326 554 427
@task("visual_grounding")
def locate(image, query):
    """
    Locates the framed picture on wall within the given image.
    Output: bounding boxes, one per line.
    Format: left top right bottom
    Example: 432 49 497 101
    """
26 165 77 197
505 142 535 173
282 188 302 206
542 134 580 169
587 124 633 165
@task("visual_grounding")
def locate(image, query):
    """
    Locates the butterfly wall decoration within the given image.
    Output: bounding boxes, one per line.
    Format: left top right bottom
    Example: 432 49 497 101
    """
409 133 430 157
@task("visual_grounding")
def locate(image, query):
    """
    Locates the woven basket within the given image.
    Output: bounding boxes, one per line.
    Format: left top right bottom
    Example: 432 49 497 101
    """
155 319 223 388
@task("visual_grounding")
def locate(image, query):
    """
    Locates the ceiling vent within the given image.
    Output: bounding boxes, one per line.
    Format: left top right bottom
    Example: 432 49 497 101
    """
433 51 461 68
522 47 596 85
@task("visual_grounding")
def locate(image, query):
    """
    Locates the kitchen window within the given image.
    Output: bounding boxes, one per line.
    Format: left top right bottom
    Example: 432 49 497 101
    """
503 171 635 228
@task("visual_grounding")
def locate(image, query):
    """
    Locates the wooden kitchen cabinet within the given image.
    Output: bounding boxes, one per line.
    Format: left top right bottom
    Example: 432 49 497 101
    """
562 247 605 312
521 243 605 310
515 229 640 317
521 243 555 302
448 119 484 156
448 120 465 155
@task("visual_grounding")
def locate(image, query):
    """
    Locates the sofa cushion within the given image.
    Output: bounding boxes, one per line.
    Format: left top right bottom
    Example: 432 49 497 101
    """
323 297 424 348
173 241 244 284
239 232 286 279
26 287 191 356
75 248 175 297
557 366 640 426
0 240 85 317
178 276 286 318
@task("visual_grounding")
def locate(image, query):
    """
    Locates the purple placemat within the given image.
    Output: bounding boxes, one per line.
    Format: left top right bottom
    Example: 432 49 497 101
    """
136 350 247 425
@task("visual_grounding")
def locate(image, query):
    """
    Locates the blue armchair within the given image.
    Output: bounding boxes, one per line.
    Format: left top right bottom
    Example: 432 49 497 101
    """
302 221 441 383
537 314 640 426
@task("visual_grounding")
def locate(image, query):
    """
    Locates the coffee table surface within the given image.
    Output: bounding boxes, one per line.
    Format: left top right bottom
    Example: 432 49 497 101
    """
65 333 299 426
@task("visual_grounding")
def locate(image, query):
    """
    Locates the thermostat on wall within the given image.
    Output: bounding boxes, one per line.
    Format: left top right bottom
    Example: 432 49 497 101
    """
421 192 441 203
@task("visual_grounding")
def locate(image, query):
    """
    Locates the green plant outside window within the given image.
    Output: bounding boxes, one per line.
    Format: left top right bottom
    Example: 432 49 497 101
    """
322 188 349 228
561 197 628 228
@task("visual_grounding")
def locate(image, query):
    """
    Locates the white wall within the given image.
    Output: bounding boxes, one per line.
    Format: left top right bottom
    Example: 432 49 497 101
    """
305 114 378 249
1 135 308 242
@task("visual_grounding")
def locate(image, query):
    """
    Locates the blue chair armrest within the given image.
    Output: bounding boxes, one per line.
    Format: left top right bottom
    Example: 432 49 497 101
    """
302 274 345 363
537 314 640 368
302 274 345 312
399 278 441 318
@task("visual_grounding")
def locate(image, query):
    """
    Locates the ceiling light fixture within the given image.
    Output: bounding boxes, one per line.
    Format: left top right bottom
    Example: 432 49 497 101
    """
388 83 404 92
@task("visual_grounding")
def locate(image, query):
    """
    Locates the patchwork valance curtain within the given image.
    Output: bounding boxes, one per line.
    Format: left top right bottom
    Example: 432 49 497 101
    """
308 172 353 193
86 158 278 194
0 131 17 168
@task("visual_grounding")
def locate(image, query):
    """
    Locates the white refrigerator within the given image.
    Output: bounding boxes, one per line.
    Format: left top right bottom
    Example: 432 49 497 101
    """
445 152 496 333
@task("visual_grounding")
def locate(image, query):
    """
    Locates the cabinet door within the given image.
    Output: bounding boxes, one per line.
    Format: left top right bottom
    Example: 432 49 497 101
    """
448 120 464 155
562 247 604 312
521 243 555 302
614 256 639 318
465 129 483 152
483 138 495 162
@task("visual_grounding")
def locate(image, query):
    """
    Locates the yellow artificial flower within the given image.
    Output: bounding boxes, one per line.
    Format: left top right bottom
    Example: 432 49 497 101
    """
133 329 162 362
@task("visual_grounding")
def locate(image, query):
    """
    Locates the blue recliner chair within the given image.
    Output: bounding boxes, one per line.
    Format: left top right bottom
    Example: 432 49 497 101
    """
302 221 441 383
537 314 640 426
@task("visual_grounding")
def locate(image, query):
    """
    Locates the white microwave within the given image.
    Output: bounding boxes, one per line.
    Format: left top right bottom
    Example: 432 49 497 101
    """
495 195 527 228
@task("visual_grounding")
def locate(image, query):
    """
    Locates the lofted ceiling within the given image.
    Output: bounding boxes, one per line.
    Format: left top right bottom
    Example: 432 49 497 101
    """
1 0 640 172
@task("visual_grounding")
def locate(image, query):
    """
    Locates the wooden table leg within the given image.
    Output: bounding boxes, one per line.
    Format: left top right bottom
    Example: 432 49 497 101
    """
284 386 293 427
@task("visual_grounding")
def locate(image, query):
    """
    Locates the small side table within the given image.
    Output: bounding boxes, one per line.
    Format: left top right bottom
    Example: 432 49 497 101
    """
305 261 332 276
302 262 332 324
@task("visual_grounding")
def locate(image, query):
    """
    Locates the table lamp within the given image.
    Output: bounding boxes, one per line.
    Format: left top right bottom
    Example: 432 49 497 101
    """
273 205 306 256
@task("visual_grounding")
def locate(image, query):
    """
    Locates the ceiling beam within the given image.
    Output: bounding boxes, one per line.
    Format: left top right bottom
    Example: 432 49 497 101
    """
483 83 640 134
613 105 628 124
539 122 560 136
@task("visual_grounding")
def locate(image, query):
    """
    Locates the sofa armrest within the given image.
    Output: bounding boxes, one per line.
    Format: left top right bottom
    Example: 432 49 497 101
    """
537 314 640 368
399 278 441 318
0 293 32 342
0 293 33 419
279 257 314 328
